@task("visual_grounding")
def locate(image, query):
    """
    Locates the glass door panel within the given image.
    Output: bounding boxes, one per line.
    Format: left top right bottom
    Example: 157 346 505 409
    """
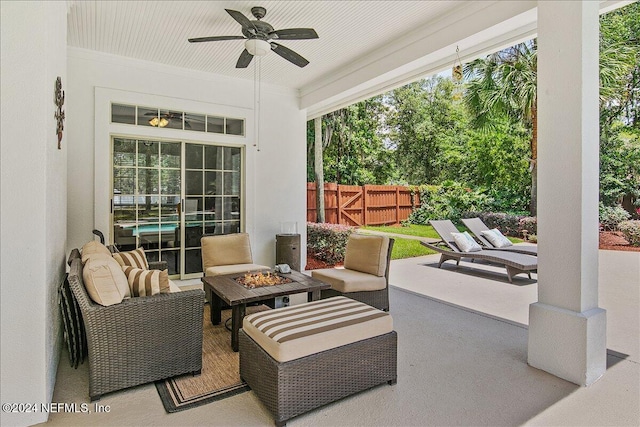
112 138 181 275
112 137 243 279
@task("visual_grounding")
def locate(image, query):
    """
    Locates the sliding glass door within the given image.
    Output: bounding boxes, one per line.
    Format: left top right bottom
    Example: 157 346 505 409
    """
111 137 243 278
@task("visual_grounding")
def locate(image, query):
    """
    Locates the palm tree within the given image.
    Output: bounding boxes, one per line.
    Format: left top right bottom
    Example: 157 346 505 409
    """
464 41 538 215
464 11 639 216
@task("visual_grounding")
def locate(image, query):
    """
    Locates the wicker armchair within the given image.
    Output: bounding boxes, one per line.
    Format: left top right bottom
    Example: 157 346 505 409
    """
66 249 204 400
312 235 394 311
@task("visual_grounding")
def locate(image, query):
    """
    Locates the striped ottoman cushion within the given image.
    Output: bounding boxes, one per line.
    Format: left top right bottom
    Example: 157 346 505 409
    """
242 296 393 362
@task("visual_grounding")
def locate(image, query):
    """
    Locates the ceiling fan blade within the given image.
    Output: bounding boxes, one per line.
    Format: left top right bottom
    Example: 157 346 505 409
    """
225 9 254 29
270 42 309 67
236 49 254 68
188 35 246 43
268 28 318 40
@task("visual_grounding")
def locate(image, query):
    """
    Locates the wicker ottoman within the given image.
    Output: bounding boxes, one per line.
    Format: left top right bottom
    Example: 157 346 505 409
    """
239 296 397 426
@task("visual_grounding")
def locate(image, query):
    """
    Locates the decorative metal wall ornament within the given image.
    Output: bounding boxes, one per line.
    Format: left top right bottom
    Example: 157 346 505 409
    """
54 76 65 149
452 46 463 101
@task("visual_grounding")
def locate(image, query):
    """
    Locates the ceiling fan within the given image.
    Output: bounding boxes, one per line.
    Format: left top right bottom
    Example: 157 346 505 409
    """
188 6 318 68
144 111 191 128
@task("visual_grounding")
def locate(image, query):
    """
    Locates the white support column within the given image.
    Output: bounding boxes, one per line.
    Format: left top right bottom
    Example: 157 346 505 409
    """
528 0 606 386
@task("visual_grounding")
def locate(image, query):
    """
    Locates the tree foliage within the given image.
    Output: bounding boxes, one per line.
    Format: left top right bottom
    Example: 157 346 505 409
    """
306 2 639 217
306 96 395 185
463 42 538 215
385 77 468 185
599 1 640 129
600 126 640 206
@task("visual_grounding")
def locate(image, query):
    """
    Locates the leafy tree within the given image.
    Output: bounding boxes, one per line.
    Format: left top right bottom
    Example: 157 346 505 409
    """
600 125 640 208
386 76 468 184
463 41 538 215
306 96 395 186
463 118 531 213
599 1 640 129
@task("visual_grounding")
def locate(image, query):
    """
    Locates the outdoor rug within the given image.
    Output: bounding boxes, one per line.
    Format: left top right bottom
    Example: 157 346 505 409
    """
155 303 268 413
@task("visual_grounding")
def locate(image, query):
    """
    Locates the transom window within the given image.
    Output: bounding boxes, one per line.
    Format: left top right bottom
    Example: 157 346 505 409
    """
111 103 245 136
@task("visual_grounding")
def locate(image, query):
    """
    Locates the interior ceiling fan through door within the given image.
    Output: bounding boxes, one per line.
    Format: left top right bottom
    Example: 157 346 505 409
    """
188 6 318 68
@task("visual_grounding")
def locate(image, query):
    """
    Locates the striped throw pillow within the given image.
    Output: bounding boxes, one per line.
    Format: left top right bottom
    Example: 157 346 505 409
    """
122 266 171 297
112 247 149 270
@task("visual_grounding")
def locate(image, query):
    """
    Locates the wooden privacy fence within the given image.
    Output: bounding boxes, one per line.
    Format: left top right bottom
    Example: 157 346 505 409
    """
307 183 419 227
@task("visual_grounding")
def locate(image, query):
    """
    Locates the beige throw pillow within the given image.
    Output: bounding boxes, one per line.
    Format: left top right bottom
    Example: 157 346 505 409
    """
122 266 171 297
81 240 112 264
82 256 130 306
112 247 149 270
343 234 389 277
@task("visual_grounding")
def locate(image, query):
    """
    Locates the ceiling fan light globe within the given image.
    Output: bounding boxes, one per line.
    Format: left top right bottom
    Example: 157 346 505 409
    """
245 39 270 56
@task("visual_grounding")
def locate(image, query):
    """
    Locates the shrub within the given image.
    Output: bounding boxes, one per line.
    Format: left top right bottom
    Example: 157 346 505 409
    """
599 203 631 231
408 181 494 224
307 222 354 264
461 211 522 236
461 211 537 237
618 220 640 246
518 216 538 236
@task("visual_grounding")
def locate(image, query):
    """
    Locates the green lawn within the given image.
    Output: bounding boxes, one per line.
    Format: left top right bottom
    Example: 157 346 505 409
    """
361 224 441 239
390 237 436 259
360 224 439 259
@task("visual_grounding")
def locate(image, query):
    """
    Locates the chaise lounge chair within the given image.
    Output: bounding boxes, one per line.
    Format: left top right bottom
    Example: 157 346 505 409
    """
461 217 537 255
421 220 537 283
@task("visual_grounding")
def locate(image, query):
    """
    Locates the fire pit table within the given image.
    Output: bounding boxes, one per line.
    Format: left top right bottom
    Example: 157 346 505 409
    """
202 270 330 351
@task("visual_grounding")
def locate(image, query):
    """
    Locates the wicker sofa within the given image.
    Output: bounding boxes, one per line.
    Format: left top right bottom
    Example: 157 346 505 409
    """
66 248 205 400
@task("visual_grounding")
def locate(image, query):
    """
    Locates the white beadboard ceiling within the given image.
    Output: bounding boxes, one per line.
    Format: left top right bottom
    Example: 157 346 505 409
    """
67 1 467 90
67 0 628 115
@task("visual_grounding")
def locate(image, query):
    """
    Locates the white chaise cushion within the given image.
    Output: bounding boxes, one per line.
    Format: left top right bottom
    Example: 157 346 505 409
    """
451 231 482 252
481 228 513 248
243 296 393 362
311 267 387 292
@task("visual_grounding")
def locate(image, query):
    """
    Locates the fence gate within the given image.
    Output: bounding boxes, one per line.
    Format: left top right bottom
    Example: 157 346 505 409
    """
307 183 419 226
338 185 364 226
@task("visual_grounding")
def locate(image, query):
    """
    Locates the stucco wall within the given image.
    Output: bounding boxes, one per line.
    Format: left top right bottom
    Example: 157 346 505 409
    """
1 1 67 426
66 48 307 269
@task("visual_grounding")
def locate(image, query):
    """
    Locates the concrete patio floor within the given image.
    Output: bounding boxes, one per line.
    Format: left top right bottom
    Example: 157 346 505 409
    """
40 249 639 426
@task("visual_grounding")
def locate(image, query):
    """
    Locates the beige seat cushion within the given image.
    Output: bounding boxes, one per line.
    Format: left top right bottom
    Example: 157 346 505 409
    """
201 233 254 271
311 267 387 292
205 263 271 277
83 256 130 306
344 234 390 277
168 280 181 293
243 296 393 362
80 240 112 264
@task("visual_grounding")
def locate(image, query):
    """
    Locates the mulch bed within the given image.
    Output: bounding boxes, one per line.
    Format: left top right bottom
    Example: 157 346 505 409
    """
599 231 640 252
305 254 342 270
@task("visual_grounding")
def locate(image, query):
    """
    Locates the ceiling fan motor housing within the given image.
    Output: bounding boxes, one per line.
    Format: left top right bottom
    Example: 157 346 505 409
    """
242 20 274 40
251 6 267 20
